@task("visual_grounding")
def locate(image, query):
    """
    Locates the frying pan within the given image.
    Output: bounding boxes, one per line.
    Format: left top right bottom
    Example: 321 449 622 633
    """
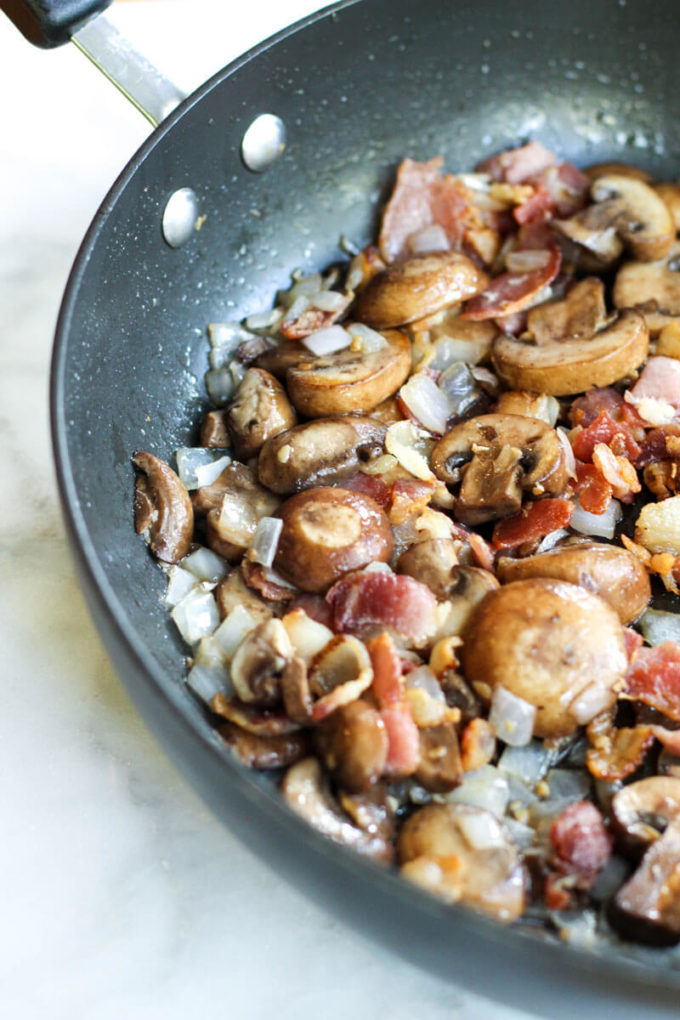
5 0 680 1012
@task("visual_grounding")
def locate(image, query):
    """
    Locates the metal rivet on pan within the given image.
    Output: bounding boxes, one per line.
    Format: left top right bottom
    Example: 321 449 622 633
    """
241 113 286 172
162 187 199 248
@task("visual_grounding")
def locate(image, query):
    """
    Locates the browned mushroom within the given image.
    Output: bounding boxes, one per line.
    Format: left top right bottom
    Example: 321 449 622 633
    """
396 538 459 599
398 802 527 922
338 784 396 842
202 463 280 562
554 173 674 263
214 567 274 625
225 367 297 460
230 618 293 708
655 182 680 233
525 277 607 346
461 578 628 739
430 413 567 525
613 242 680 332
313 700 388 792
583 162 654 184
281 757 392 862
285 329 411 417
258 416 386 494
354 251 489 328
414 723 463 792
273 487 394 593
496 541 651 624
132 451 194 564
492 309 649 396
609 777 680 945
199 408 230 447
217 720 309 770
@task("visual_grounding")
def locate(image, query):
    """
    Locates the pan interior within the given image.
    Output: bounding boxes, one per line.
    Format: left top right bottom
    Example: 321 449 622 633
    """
52 0 680 991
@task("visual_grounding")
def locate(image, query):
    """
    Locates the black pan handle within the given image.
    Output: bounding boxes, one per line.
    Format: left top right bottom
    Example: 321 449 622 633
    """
0 0 113 47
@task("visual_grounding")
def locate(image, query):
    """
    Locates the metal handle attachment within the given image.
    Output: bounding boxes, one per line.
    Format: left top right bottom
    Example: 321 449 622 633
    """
0 0 113 47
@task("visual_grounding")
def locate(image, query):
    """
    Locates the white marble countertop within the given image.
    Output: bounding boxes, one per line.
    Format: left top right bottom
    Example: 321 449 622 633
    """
1 3 678 1018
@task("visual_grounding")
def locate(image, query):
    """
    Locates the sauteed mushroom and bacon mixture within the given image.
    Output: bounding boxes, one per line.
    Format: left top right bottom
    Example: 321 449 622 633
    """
133 141 680 949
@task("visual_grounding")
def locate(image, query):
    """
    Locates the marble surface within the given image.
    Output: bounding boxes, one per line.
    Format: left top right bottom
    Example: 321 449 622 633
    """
0 3 677 1018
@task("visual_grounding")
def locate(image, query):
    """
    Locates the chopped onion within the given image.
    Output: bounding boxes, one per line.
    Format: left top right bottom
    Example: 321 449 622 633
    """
249 516 283 568
504 817 536 850
454 172 491 191
469 365 499 393
171 585 220 646
362 560 393 574
430 333 492 367
285 272 323 304
445 765 509 818
175 447 230 490
404 665 446 702
504 774 540 808
282 295 310 323
164 565 198 608
186 662 230 704
310 289 348 312
438 362 480 415
218 494 258 545
208 321 255 349
498 741 552 785
282 610 334 664
549 909 597 947
458 810 506 850
570 498 622 539
556 427 577 479
261 566 298 590
545 767 591 802
346 323 387 352
385 420 436 481
194 455 232 488
244 307 284 331
639 607 680 646
536 528 570 553
182 546 228 584
569 682 616 725
302 325 352 356
213 605 258 660
408 224 449 254
505 249 552 272
489 684 536 746
399 373 455 434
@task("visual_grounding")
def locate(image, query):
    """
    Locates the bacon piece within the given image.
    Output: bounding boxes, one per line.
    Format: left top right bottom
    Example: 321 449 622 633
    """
628 356 680 413
367 632 405 708
287 593 333 629
591 444 641 502
477 141 557 184
623 627 644 662
574 461 613 515
467 531 496 571
460 718 496 771
388 477 436 525
327 569 437 646
586 723 655 781
280 299 351 340
624 642 680 722
460 245 561 321
569 387 625 428
242 559 295 602
570 410 642 463
549 800 612 886
513 183 554 225
340 472 392 510
380 702 420 777
491 498 574 550
637 425 680 467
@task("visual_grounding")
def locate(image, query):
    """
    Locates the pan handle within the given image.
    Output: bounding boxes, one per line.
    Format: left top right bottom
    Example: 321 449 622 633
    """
1 0 186 126
0 0 113 48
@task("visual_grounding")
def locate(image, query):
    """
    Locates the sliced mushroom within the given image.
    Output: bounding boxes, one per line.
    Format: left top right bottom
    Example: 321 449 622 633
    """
554 174 674 262
230 618 293 708
225 367 297 460
583 162 654 184
461 578 627 739
281 757 392 862
217 720 309 770
214 567 274 625
609 777 680 945
525 277 607 346
654 182 680 233
492 308 649 396
338 783 395 842
132 451 194 564
199 408 230 447
396 538 459 599
313 700 388 792
273 487 394 593
613 242 680 331
286 328 411 417
257 416 386 494
430 413 567 525
429 567 500 639
354 251 489 328
398 802 527 922
414 723 463 793
252 340 311 380
203 463 280 562
496 541 651 624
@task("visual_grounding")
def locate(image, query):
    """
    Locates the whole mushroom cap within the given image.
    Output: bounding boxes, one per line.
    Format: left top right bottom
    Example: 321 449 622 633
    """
461 578 628 739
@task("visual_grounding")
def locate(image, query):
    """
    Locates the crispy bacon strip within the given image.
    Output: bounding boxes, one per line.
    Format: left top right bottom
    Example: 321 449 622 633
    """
460 245 561 321
491 498 573 550
624 642 680 722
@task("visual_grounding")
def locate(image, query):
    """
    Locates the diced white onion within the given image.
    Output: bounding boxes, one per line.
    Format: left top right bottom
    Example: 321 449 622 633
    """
218 495 257 544
504 774 539 808
205 367 237 404
438 362 480 415
469 365 499 392
454 172 492 191
261 566 298 590
164 565 198 608
505 249 552 272
302 325 352 356
171 586 221 646
458 811 506 850
430 334 492 367
570 498 622 539
569 683 616 725
535 528 570 553
556 427 577 479
404 665 446 702
213 605 258 661
385 420 436 481
399 373 455 435
346 323 387 352
208 321 255 349
249 516 283 568
503 817 536 850
549 910 597 947
244 307 284 331
282 610 334 664
285 272 323 304
445 765 509 818
182 546 228 584
408 224 449 254
186 662 230 704
194 455 232 489
545 767 591 802
362 560 393 574
498 741 552 785
310 289 347 312
639 608 680 646
489 685 536 747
